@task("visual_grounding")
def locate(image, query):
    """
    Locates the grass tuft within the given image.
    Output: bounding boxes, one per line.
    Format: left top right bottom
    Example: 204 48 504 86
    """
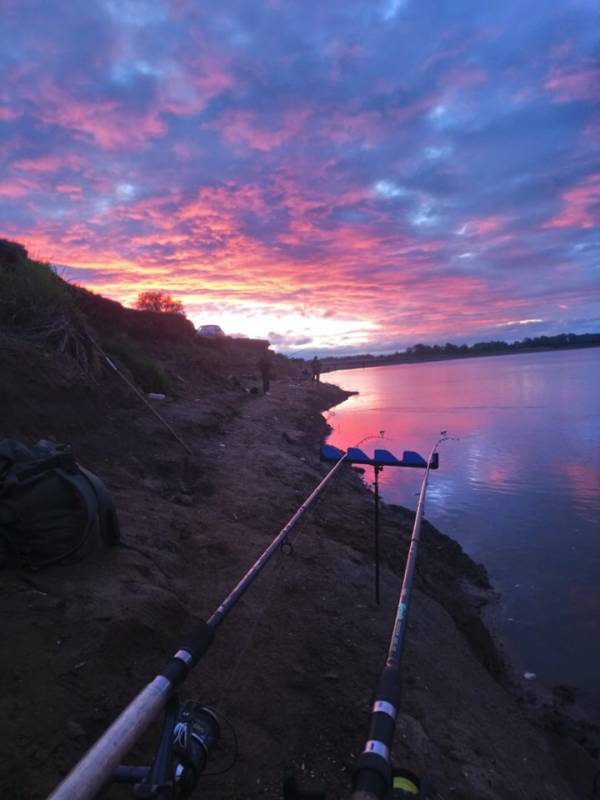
0 254 70 327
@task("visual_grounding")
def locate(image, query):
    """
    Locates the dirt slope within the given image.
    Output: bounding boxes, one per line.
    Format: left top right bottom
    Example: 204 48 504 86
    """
0 334 595 799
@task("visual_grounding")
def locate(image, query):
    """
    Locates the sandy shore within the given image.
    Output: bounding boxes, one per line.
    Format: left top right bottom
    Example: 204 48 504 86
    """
0 341 596 799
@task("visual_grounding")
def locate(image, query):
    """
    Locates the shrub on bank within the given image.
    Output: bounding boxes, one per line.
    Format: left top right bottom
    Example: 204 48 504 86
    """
73 284 195 342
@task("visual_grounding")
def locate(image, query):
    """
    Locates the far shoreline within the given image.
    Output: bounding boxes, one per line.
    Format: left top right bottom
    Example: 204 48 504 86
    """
321 340 600 374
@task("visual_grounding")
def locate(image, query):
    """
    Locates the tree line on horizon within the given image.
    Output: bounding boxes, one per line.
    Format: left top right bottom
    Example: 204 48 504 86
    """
321 332 600 365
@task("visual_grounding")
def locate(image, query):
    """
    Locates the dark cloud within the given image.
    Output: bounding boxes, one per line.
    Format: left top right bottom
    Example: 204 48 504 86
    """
268 331 313 346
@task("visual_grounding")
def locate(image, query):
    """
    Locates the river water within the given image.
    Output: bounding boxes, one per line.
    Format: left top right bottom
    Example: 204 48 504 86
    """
326 348 600 718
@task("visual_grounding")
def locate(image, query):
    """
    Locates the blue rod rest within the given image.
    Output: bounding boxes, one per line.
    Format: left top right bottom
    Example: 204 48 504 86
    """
319 444 438 470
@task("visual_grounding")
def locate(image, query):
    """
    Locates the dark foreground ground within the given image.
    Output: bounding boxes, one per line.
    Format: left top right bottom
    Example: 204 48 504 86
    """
0 333 597 800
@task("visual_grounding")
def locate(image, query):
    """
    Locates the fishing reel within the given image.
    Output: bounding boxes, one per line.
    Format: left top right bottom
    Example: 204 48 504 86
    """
171 702 220 798
114 698 220 799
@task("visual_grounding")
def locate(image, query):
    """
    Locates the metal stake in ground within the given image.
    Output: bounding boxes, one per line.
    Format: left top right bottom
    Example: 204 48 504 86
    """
373 464 382 606
320 443 438 607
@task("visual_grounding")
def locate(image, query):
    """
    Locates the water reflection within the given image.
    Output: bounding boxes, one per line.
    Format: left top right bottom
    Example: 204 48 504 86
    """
327 349 600 718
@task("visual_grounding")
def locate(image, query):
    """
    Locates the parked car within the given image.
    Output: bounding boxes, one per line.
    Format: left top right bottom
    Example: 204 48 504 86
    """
197 324 225 338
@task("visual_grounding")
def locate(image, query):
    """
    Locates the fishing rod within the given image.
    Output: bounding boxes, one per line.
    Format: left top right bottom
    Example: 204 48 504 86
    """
48 451 347 800
86 334 194 457
351 435 446 800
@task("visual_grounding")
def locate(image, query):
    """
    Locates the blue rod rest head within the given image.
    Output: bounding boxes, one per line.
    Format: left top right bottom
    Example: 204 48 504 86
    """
373 448 403 466
346 447 371 463
402 450 427 468
320 444 344 461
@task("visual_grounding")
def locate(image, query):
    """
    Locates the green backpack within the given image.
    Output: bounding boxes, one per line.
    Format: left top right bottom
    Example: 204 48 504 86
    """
0 439 120 569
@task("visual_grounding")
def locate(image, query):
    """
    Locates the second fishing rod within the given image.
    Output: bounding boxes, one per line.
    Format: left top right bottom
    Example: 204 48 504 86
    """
48 451 348 800
351 437 445 800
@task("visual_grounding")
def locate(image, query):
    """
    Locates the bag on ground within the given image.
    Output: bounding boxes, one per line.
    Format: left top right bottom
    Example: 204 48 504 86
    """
0 439 120 569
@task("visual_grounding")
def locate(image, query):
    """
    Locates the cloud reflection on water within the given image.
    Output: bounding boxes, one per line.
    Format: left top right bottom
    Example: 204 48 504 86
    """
326 349 600 715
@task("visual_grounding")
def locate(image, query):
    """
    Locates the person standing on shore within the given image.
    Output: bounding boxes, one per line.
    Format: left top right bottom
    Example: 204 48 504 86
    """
311 356 321 384
258 350 272 395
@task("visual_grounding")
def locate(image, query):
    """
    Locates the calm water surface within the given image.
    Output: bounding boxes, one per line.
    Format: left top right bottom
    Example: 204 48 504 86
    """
327 348 600 717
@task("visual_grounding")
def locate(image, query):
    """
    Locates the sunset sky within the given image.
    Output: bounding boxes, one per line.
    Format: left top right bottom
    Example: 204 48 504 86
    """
1 0 599 354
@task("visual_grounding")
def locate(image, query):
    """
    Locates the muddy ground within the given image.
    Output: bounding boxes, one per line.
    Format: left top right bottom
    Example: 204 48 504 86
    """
0 334 597 799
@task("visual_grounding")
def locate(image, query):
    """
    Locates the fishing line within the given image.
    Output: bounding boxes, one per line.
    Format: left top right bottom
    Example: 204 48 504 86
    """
200 707 239 777
210 467 343 799
213 538 291 708
213 459 340 710
208 443 352 711
208 554 292 800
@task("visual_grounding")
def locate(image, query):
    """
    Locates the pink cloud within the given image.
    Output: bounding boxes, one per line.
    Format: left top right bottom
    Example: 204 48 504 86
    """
55 183 82 196
390 95 438 125
13 77 169 151
0 177 36 197
544 66 600 103
0 107 19 121
545 174 600 229
13 153 84 173
460 216 505 237
193 57 235 98
157 66 224 119
49 98 166 150
205 108 309 152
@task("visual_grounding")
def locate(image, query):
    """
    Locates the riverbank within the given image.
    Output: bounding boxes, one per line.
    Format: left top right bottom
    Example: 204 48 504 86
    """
0 335 596 799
